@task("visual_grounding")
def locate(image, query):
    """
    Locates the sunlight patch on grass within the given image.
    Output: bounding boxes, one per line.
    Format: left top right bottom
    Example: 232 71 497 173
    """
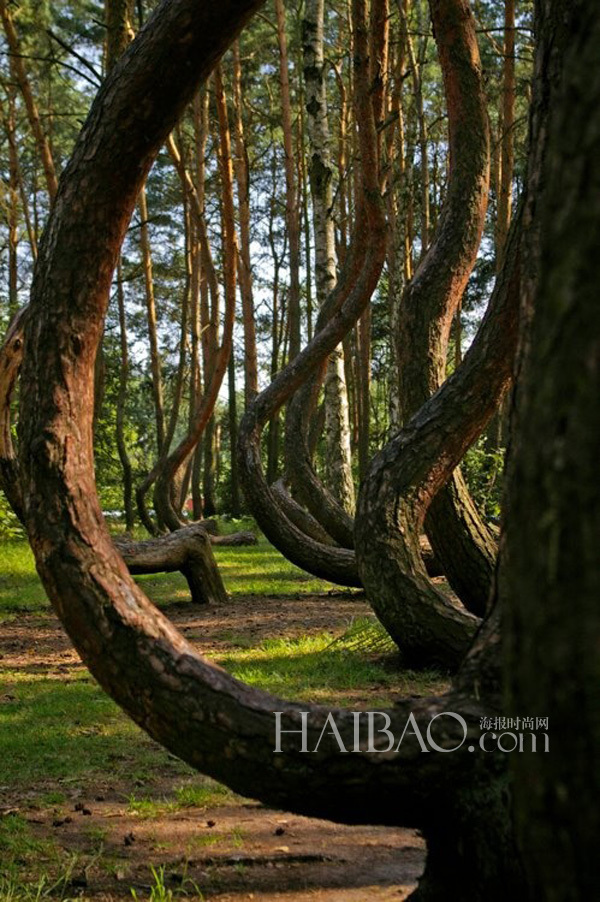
0 533 338 618
216 633 445 706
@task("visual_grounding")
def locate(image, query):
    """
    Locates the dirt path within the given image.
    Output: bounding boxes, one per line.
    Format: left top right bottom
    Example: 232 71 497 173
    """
0 594 426 900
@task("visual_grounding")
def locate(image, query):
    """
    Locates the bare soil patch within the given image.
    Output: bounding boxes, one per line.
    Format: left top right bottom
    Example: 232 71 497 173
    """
0 592 425 900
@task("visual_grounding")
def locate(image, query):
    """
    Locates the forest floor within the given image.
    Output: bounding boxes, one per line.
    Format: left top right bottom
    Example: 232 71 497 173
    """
0 533 447 902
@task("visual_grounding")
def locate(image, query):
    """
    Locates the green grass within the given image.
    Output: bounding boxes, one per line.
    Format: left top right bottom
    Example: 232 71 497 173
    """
127 779 233 819
0 531 339 619
0 541 46 616
0 526 446 898
0 815 81 901
0 530 444 795
0 669 194 789
217 633 444 707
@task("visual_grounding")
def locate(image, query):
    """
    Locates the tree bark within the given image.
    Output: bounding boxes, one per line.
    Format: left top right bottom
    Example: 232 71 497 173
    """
138 185 166 456
227 349 241 517
0 0 58 201
275 0 302 363
0 308 26 521
395 0 495 617
356 207 521 670
237 0 386 586
495 0 515 269
282 0 388 545
114 260 135 531
13 0 591 898
231 40 259 402
3 83 20 316
501 1 600 897
115 523 228 606
302 0 355 515
154 64 237 531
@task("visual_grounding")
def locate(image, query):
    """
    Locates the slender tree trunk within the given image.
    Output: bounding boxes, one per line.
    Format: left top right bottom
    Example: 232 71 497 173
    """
138 186 165 456
154 64 237 530
387 29 412 434
496 0 515 269
4 85 20 317
227 350 241 517
231 41 259 402
275 0 302 363
237 0 386 586
0 0 58 201
115 261 135 531
399 0 429 258
395 0 494 617
302 0 355 515
105 0 134 68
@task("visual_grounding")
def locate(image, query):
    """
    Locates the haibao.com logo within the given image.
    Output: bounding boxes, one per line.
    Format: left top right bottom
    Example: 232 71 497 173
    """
273 711 549 754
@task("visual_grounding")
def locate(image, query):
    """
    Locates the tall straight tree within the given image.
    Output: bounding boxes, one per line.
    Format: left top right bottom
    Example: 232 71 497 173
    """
275 0 302 362
302 0 355 514
231 40 259 403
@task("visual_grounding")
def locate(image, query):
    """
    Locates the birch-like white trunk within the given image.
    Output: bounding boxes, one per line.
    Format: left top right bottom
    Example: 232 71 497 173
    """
302 0 355 513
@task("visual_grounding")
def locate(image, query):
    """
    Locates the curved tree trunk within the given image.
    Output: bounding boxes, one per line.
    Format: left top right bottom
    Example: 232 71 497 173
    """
282 0 389 549
12 5 532 899
355 208 521 670
11 0 591 898
236 0 387 587
395 0 494 617
270 478 337 546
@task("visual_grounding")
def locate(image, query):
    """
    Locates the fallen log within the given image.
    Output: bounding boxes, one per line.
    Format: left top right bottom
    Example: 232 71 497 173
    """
114 523 228 606
210 531 258 546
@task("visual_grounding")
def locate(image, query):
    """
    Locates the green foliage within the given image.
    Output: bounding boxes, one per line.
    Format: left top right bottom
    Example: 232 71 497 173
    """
0 815 79 902
462 437 505 521
0 492 24 538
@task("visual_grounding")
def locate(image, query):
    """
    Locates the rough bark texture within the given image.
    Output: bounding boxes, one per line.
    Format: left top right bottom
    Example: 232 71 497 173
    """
395 0 495 616
356 210 521 670
12 9 533 898
501 1 600 897
106 0 135 69
115 524 228 606
270 478 337 546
